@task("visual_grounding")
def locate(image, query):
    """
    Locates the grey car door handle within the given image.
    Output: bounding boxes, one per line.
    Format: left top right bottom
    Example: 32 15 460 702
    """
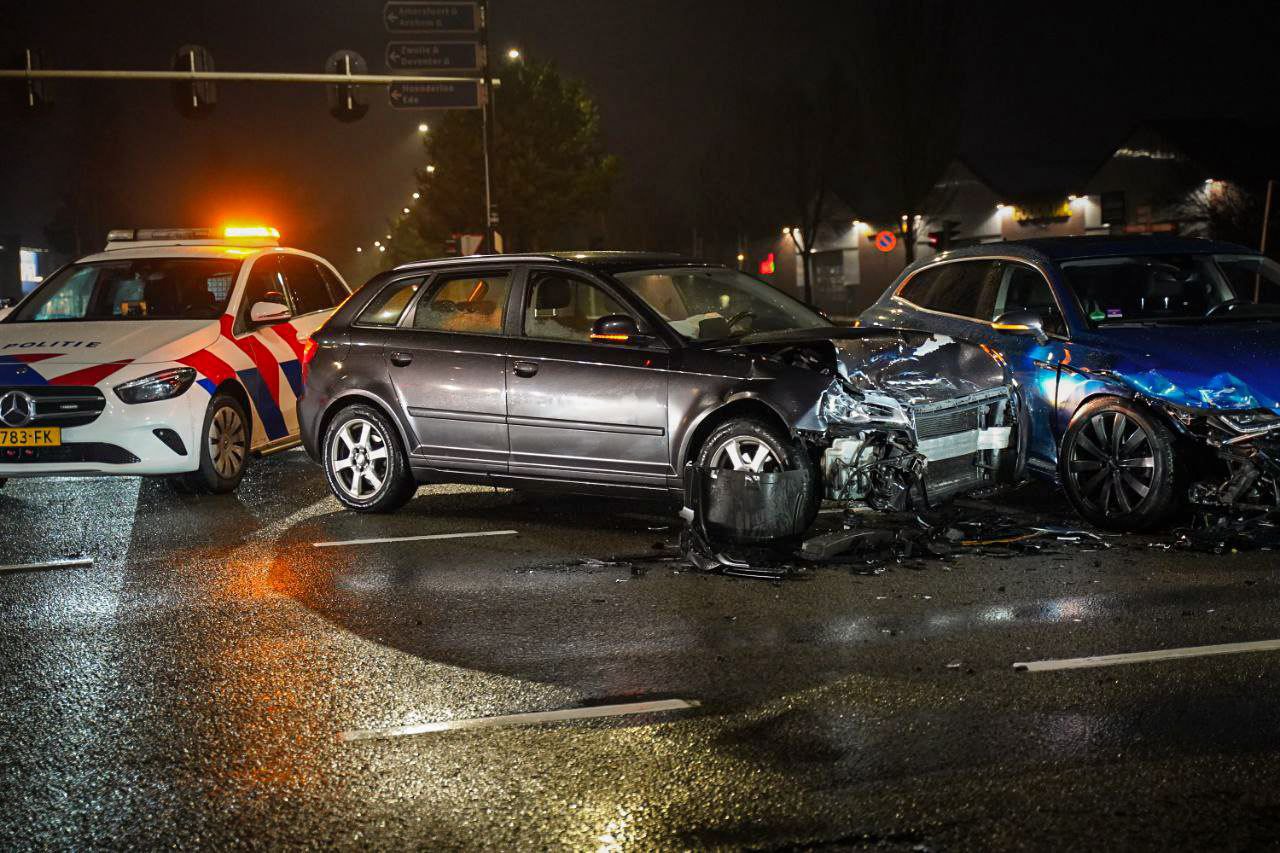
389 351 413 367
512 361 539 378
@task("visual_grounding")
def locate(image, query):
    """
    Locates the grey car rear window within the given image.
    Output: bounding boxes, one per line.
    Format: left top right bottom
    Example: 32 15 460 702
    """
357 278 423 326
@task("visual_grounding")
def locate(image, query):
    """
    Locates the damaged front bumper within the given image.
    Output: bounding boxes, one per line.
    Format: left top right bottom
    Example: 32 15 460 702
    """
1153 399 1280 510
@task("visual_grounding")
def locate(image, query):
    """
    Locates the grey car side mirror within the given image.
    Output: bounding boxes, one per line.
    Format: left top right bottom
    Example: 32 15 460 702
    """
993 309 1048 344
590 314 642 343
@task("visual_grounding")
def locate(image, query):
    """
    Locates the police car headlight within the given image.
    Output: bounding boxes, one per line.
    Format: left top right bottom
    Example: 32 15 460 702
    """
114 368 197 404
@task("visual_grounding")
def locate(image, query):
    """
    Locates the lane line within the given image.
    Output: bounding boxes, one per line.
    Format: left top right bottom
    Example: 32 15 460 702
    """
340 698 699 742
313 529 518 548
0 558 94 574
1015 638 1280 673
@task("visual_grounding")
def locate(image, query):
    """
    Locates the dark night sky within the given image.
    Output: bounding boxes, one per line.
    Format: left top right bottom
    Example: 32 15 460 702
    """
2 0 1279 280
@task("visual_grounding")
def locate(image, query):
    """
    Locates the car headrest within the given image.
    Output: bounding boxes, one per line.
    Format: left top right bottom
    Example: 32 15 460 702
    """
535 278 573 310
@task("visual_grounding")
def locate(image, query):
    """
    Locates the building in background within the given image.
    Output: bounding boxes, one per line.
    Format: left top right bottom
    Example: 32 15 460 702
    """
744 122 1279 318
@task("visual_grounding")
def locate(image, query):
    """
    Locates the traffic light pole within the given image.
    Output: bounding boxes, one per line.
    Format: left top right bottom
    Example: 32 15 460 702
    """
479 0 498 254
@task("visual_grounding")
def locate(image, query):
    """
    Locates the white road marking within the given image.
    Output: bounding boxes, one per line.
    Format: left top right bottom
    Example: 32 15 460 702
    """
0 558 94 575
340 698 699 742
1014 638 1280 673
312 529 518 548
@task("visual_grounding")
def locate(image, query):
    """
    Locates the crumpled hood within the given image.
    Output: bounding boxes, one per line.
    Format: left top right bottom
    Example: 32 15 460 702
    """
718 326 1010 407
0 320 221 366
1088 323 1280 412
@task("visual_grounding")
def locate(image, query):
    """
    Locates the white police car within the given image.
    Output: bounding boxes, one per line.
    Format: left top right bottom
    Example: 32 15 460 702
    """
0 227 349 493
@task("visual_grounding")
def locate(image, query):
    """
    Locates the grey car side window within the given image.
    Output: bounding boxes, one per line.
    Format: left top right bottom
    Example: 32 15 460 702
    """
413 271 513 335
523 271 631 343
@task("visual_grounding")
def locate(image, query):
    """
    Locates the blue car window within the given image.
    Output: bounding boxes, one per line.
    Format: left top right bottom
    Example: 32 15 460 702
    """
996 264 1066 335
898 260 1001 320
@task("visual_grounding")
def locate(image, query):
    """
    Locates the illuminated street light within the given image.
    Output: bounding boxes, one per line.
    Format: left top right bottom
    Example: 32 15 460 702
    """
736 253 745 262
507 48 522 61
403 207 411 214
417 122 429 133
356 247 362 253
412 191 420 199
379 245 386 252
426 164 436 174
373 240 381 247
385 234 392 240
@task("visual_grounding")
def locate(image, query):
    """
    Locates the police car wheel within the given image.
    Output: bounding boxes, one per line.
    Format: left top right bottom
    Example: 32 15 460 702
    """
183 393 250 495
323 404 416 513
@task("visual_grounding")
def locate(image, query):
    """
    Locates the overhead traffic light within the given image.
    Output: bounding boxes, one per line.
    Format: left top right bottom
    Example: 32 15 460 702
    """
19 49 52 112
326 50 369 122
172 45 216 118
927 220 960 252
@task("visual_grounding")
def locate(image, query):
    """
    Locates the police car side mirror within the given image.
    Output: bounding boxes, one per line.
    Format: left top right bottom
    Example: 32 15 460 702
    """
0 297 14 309
250 300 291 325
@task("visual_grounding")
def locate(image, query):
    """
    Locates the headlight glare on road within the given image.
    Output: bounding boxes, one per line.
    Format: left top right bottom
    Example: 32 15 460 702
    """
114 367 197 404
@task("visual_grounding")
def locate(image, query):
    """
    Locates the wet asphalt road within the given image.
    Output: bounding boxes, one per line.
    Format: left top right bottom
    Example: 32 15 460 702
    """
4 453 1280 851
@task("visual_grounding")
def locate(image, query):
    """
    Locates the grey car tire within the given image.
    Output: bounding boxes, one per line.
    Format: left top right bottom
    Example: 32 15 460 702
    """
1059 396 1178 532
323 404 417 513
695 416 820 537
176 393 250 495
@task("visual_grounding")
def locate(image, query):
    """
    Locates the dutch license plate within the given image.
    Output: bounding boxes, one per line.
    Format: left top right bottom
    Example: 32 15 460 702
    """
0 427 61 447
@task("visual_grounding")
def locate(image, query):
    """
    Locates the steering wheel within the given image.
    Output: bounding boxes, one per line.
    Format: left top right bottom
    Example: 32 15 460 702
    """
1205 298 1247 318
725 310 757 330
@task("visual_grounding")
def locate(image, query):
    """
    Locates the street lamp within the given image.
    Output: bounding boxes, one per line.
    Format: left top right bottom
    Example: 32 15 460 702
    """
506 48 521 61
412 191 420 200
417 122 429 133
426 164 436 174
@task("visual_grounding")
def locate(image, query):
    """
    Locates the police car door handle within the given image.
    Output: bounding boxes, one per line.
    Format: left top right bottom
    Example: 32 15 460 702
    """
389 351 413 367
512 361 539 378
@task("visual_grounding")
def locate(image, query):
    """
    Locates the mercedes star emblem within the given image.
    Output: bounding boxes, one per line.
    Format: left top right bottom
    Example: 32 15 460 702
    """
0 391 36 428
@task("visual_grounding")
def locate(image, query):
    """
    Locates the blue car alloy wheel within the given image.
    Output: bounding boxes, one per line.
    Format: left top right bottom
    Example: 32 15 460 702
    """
1059 396 1178 531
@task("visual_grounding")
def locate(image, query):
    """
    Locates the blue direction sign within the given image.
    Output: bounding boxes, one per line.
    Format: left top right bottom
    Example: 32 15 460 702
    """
388 80 481 110
386 41 479 72
383 2 477 33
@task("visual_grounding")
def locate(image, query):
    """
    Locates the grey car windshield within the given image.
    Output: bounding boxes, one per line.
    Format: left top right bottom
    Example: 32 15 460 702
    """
11 258 241 322
613 267 829 340
1059 254 1280 325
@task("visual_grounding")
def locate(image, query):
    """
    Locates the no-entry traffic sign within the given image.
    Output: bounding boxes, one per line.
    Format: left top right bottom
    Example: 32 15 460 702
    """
874 230 898 253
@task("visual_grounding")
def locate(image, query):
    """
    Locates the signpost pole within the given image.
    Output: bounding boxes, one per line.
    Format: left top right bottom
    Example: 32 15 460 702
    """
479 0 497 253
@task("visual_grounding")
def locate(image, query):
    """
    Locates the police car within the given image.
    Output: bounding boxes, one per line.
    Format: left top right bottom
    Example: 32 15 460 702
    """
0 227 349 493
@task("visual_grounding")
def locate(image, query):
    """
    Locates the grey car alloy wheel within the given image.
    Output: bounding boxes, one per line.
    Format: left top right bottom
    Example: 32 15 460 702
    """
708 435 786 473
329 418 392 500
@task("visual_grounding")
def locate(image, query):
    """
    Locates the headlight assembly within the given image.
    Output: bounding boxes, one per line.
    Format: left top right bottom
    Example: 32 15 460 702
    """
114 367 197 404
1218 410 1280 434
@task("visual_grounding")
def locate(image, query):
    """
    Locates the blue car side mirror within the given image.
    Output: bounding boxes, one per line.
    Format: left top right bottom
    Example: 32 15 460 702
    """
992 310 1048 344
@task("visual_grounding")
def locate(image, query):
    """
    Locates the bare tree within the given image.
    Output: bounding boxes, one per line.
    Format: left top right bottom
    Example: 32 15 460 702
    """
777 69 851 304
841 0 966 267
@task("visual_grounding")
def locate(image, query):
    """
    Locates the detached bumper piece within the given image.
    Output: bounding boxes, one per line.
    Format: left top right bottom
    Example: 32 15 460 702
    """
680 465 812 578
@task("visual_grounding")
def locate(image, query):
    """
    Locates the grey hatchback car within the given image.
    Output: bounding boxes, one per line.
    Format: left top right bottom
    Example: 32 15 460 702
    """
298 252 1022 524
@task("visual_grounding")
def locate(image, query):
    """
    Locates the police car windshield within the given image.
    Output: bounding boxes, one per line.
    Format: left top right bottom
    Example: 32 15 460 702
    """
12 258 241 322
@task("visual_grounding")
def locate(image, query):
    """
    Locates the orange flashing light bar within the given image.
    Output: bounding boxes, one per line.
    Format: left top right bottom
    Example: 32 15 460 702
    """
224 226 280 239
